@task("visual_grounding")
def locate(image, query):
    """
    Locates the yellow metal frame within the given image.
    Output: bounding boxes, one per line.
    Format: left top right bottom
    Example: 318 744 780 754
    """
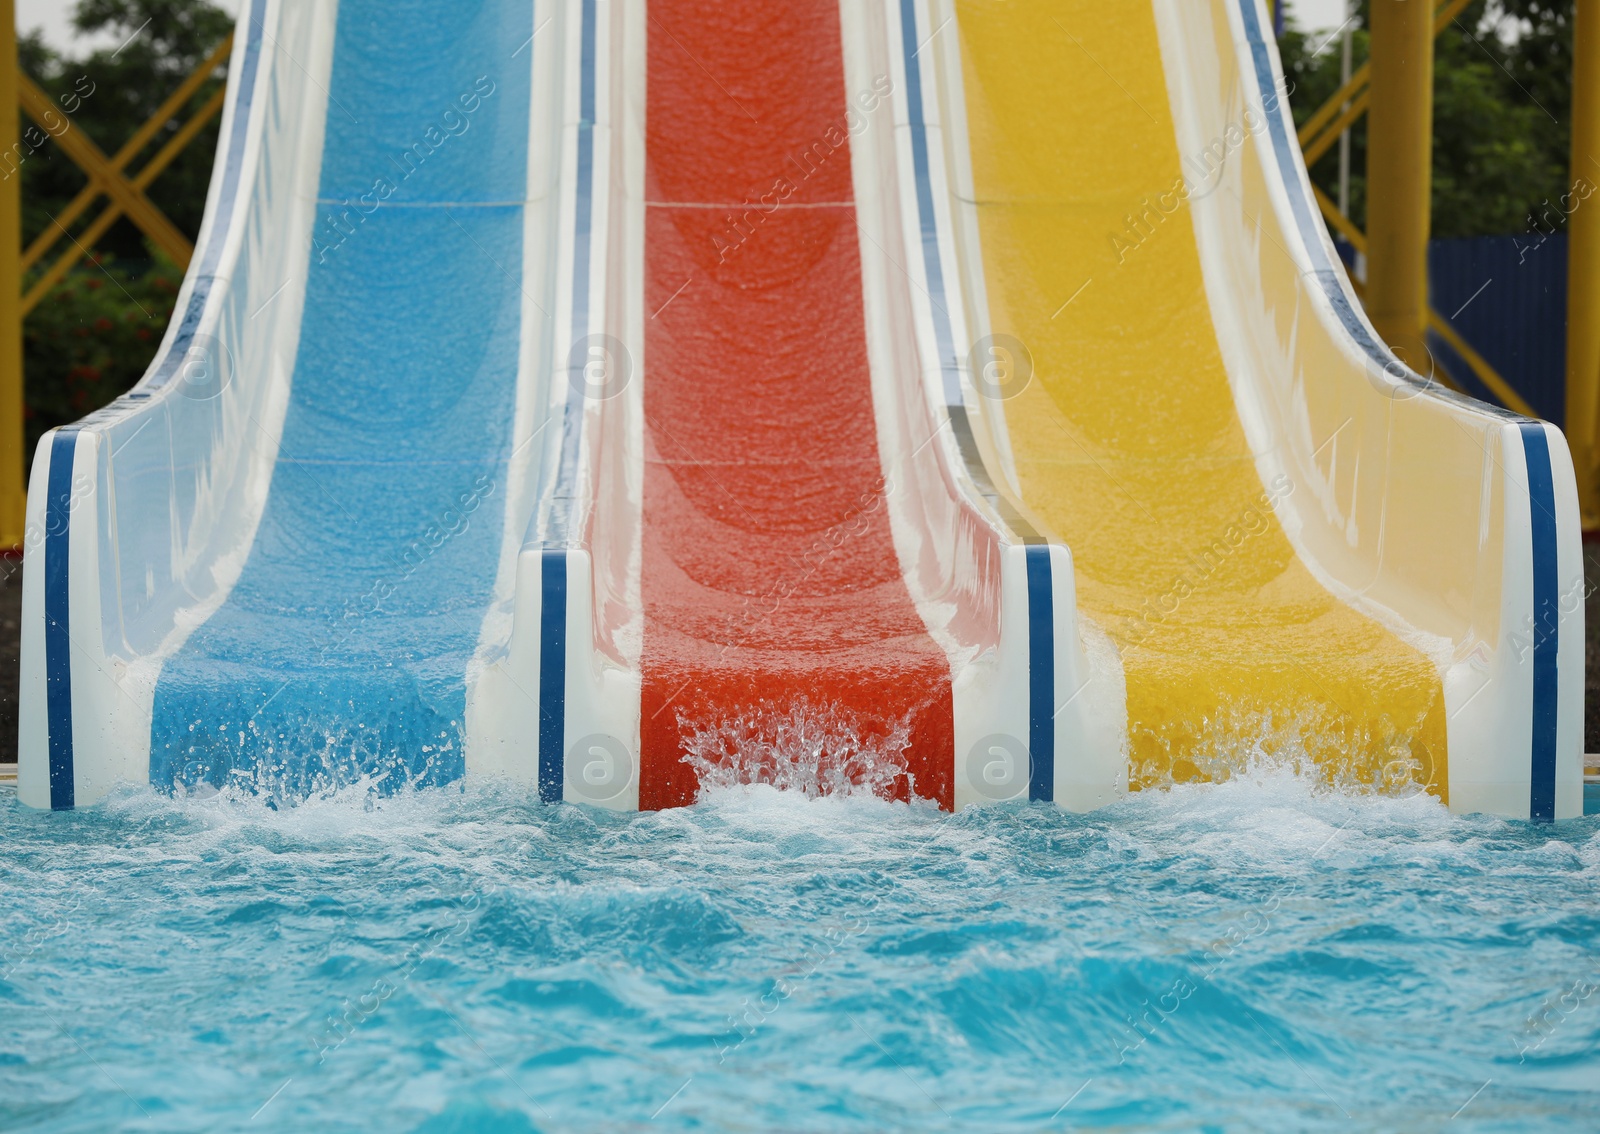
1366 0 1436 369
17 77 194 269
1313 182 1535 412
0 24 230 548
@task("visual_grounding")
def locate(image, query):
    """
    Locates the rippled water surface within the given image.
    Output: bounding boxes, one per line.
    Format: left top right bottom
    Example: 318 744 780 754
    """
2 771 1597 1132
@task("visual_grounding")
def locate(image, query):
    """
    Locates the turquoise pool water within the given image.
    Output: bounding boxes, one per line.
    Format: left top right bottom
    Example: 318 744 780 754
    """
2 770 1597 1132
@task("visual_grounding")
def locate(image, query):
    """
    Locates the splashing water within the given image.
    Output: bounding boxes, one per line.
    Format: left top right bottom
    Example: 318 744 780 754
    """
679 698 912 800
1129 701 1439 798
162 709 458 808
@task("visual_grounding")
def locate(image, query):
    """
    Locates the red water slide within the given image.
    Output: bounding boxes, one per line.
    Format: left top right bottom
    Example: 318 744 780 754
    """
638 0 955 809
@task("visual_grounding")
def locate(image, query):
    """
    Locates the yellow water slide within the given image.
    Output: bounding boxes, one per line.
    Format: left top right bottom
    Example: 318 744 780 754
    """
934 0 1583 816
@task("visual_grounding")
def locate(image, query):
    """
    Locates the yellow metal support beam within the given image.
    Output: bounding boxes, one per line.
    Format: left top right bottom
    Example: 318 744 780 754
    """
1297 0 1474 156
23 85 225 316
18 75 193 269
0 0 23 547
1300 0 1541 422
1568 0 1600 527
1365 0 1435 370
1303 88 1370 167
21 32 231 274
1300 67 1371 148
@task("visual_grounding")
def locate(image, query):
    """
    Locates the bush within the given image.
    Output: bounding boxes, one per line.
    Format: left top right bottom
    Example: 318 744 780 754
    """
22 254 179 455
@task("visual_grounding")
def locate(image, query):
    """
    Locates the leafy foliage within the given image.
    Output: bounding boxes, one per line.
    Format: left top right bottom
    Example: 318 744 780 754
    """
24 255 179 447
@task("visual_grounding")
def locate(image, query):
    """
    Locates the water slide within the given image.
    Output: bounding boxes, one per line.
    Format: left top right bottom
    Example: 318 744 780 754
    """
17 0 1585 821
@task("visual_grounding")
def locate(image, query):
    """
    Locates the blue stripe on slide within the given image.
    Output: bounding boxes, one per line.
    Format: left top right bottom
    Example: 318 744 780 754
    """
895 0 1046 541
1521 423 1559 822
538 549 567 802
1026 545 1055 801
44 432 77 811
533 0 598 797
896 0 960 404
545 0 598 542
146 0 264 395
1234 0 1519 410
36 3 263 808
1235 0 1395 377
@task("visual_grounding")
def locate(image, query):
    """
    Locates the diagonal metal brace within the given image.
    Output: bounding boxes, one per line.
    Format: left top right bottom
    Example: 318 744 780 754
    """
22 85 225 315
18 73 193 268
22 32 232 274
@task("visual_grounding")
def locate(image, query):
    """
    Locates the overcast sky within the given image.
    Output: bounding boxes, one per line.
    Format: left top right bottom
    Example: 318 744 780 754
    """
1287 0 1351 35
17 0 244 54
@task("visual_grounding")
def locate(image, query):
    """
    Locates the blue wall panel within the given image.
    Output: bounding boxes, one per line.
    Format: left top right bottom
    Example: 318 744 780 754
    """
1428 234 1568 426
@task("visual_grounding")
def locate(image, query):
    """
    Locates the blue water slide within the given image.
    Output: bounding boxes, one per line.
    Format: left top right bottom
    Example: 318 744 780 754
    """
18 0 561 807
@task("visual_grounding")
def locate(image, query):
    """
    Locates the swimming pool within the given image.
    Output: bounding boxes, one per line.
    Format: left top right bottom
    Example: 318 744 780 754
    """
2 769 1596 1131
